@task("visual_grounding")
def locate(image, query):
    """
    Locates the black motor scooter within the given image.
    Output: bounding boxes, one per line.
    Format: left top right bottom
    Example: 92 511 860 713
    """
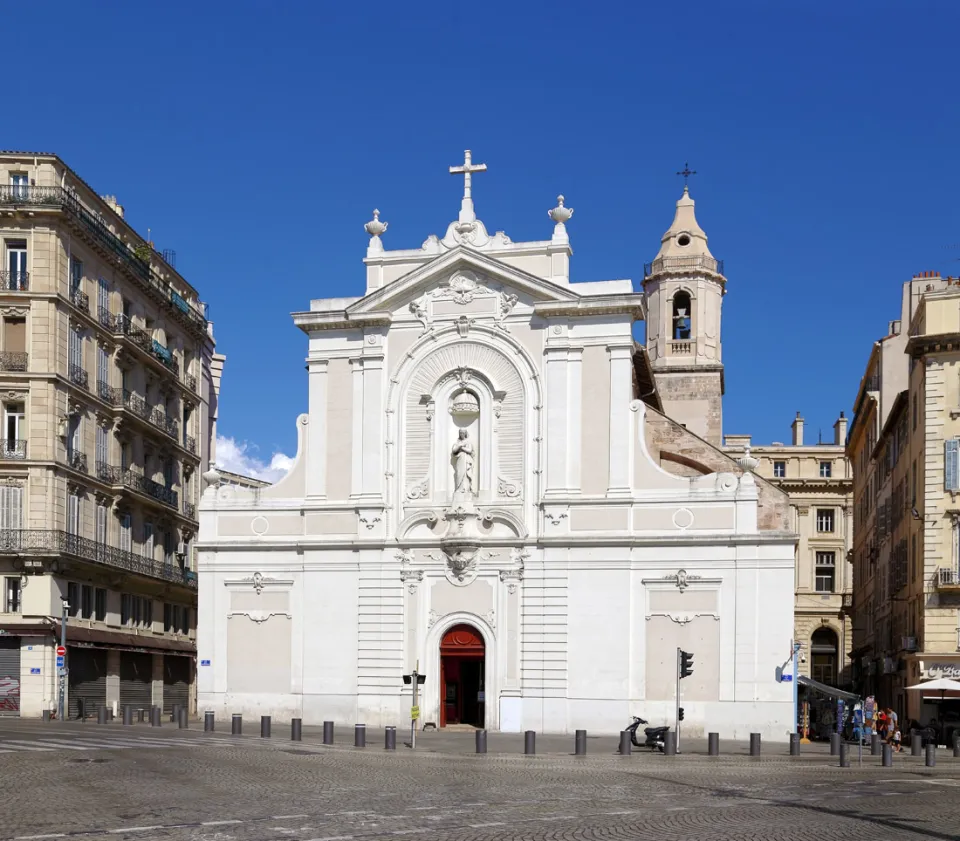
624 716 668 752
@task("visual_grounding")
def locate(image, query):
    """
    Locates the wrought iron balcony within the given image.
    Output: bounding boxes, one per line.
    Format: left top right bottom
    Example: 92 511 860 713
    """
96 383 179 442
0 185 208 339
644 255 724 278
69 288 89 314
184 502 196 520
0 352 27 372
68 363 88 388
184 435 196 454
0 270 28 291
66 450 88 473
149 405 179 439
97 462 178 508
937 568 960 589
0 528 195 588
185 373 197 393
0 440 26 460
114 313 153 353
98 306 115 331
864 375 880 393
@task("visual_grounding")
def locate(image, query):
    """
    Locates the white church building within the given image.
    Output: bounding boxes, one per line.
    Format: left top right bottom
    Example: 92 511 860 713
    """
196 153 797 739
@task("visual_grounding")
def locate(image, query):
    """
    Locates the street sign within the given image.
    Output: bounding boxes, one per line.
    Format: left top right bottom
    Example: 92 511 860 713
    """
56 646 66 657
781 674 793 682
56 656 64 669
30 668 40 675
200 659 211 666
410 705 420 720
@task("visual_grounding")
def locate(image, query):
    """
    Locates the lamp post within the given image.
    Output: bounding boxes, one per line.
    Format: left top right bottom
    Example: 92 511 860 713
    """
58 597 68 722
792 641 801 739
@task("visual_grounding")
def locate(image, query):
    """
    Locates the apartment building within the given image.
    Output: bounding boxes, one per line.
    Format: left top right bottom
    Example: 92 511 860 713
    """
0 152 219 718
725 412 853 687
849 271 960 728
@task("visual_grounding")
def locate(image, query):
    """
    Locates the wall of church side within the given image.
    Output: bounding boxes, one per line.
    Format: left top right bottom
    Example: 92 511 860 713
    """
581 345 610 494
326 358 354 500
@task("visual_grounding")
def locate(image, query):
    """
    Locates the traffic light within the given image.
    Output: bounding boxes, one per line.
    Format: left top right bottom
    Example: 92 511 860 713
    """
678 707 685 722
680 650 694 679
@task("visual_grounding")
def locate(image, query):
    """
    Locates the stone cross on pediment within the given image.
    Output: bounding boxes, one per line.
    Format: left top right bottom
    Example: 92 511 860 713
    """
449 149 487 226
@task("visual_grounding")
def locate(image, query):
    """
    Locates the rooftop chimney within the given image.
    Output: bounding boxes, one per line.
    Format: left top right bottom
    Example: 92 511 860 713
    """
791 412 804 447
834 411 848 446
101 194 124 218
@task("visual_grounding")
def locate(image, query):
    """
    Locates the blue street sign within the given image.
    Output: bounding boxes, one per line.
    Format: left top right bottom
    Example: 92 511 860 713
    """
56 655 64 669
200 659 211 667
781 674 793 682
30 667 40 675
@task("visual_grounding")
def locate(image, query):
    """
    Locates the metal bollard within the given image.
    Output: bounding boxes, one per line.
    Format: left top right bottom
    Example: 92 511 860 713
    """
871 733 881 756
42 709 51 722
323 720 334 745
524 730 536 755
171 703 180 723
911 732 923 756
954 739 960 759
179 708 188 729
926 743 936 767
107 708 114 721
829 732 840 755
261 715 271 738
231 713 242 735
883 744 893 767
708 732 720 756
123 705 132 726
839 741 850 767
355 724 366 748
151 706 161 727
476 729 487 754
385 726 396 750
291 718 302 741
749 733 761 756
789 733 800 756
205 711 215 732
664 731 677 756
97 706 107 724
575 729 587 756
619 730 632 756
137 709 145 723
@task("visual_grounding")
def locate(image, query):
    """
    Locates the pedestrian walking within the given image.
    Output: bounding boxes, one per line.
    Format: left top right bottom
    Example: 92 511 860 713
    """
893 728 902 752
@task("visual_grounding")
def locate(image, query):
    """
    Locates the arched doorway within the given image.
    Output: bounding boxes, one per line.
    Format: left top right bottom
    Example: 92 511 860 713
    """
811 627 839 686
440 624 485 728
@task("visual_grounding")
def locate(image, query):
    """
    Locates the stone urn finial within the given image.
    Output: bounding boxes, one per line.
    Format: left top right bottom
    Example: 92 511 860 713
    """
364 208 388 238
548 194 574 227
202 462 222 487
736 446 760 474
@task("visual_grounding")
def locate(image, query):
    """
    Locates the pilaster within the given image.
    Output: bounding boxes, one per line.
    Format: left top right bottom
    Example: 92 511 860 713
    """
544 345 569 496
607 343 633 496
306 359 328 498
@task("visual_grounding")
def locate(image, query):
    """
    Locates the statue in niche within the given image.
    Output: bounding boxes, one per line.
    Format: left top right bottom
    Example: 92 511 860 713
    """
451 428 476 497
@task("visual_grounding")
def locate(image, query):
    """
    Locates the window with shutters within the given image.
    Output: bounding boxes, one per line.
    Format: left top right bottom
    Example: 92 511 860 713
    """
5 240 27 290
67 491 80 536
4 316 25 353
142 522 154 560
96 344 109 393
946 439 960 491
180 606 190 635
143 599 153 629
96 423 108 470
98 277 109 313
67 581 79 617
164 602 172 632
121 593 131 626
4 577 20 613
0 485 22 530
67 414 81 460
69 257 83 294
95 503 107 546
81 584 92 619
94 587 106 622
119 513 132 554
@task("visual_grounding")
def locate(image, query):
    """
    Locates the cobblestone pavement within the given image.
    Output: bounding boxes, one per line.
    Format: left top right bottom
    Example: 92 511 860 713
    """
1 719 959 841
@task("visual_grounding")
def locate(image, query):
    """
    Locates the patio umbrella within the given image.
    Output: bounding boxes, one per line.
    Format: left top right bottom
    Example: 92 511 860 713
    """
906 677 960 704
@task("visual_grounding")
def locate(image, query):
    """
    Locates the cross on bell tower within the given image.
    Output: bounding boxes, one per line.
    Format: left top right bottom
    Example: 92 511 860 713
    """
450 150 487 225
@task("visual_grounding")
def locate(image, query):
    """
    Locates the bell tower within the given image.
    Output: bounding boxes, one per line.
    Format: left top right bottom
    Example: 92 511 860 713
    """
642 183 726 445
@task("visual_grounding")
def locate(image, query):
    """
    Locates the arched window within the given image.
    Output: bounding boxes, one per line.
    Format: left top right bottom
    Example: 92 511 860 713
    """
672 291 692 340
811 627 839 686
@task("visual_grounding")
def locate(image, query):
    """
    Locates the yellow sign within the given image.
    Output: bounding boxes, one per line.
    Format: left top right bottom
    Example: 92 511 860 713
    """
410 706 420 720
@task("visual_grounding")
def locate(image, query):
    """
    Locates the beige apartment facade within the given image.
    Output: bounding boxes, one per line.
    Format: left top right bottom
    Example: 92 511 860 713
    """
849 271 960 735
0 152 219 718
725 413 853 688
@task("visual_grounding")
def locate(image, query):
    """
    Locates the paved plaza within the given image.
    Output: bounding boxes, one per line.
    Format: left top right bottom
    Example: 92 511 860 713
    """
0 719 958 841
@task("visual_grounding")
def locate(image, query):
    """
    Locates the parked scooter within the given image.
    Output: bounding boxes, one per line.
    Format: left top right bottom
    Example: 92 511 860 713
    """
624 715 669 752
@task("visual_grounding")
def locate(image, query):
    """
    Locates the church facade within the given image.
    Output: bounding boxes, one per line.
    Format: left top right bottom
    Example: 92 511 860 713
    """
196 154 797 738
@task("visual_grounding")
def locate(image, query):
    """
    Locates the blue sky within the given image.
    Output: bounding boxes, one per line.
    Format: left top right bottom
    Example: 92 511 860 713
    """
12 1 960 476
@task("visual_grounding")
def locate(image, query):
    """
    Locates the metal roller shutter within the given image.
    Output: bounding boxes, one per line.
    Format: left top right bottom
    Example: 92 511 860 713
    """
162 655 191 714
68 647 106 719
0 637 20 716
119 652 153 712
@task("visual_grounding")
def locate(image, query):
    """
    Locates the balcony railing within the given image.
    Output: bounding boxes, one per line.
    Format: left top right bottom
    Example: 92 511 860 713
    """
0 184 208 339
97 462 178 508
184 435 196 454
184 502 196 520
0 528 195 588
937 568 960 588
644 255 724 278
68 363 88 388
667 340 692 356
149 405 179 439
0 270 28 291
96 383 180 443
864 375 880 393
69 288 89 314
98 306 115 331
114 315 179 376
0 352 27 372
0 440 26 460
66 450 88 473
185 373 197 393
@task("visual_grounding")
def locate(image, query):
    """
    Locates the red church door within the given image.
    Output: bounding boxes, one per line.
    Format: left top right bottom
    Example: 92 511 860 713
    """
439 624 485 728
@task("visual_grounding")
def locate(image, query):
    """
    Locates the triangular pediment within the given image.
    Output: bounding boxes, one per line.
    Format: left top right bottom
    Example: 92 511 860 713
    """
346 247 579 317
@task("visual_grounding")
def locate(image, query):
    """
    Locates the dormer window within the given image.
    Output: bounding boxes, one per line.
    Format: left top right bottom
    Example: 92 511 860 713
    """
672 291 692 340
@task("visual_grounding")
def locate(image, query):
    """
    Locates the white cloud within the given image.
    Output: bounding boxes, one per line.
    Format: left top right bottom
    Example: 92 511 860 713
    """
215 435 294 483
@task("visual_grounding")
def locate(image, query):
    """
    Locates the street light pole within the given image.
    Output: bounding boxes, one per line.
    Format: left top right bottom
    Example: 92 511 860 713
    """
58 598 68 722
792 641 801 739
